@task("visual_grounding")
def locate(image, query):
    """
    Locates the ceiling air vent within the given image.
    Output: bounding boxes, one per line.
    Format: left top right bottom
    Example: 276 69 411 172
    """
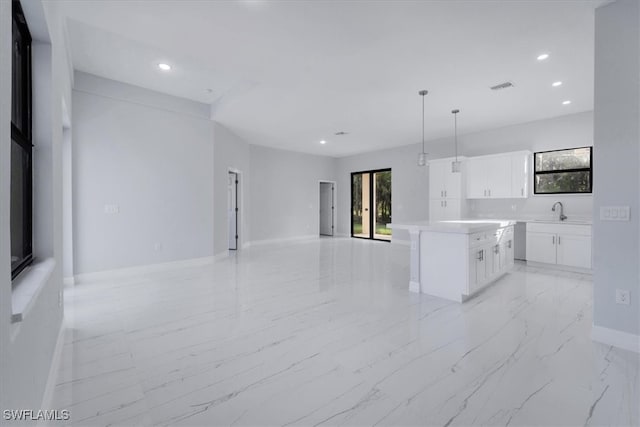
490 81 515 91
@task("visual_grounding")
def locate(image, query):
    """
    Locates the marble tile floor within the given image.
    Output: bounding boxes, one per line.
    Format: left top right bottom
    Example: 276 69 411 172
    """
52 238 639 427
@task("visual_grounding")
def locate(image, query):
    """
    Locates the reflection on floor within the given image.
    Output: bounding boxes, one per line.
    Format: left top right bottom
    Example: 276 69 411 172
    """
352 233 391 241
53 238 639 426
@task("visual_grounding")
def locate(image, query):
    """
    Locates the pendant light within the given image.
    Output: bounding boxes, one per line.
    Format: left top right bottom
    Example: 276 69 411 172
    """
417 90 429 166
451 109 461 173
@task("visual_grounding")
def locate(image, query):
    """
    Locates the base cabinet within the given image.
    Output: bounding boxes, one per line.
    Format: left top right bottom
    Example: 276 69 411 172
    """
468 226 514 295
526 223 592 269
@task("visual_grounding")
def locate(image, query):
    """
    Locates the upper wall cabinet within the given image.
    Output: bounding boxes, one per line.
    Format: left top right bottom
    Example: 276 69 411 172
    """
466 151 530 199
429 157 465 221
429 157 464 200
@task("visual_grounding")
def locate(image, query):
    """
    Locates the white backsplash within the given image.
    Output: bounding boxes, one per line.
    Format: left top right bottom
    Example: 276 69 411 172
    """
467 195 593 221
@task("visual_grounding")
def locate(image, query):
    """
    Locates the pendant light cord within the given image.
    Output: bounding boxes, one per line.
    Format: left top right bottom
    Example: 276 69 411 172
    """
422 95 425 154
454 111 457 162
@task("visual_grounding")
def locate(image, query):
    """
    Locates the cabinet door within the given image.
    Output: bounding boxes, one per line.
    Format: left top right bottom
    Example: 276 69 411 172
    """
511 152 529 198
429 199 446 221
486 155 511 198
469 247 487 291
557 234 592 269
429 161 446 199
526 232 557 264
505 238 515 267
466 158 486 198
444 163 462 199
443 199 461 220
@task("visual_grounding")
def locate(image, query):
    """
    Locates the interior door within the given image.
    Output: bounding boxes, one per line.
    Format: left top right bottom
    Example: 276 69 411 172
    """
228 172 238 250
319 182 334 236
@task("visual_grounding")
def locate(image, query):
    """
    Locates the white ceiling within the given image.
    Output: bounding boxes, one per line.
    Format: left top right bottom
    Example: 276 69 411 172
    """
58 0 605 157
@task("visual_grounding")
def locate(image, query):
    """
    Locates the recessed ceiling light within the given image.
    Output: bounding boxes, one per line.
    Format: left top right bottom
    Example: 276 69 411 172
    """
320 140 327 145
158 63 171 71
562 100 572 105
552 81 563 87
537 53 549 61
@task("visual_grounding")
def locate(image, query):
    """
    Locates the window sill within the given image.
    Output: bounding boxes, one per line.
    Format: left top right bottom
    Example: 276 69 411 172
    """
11 258 56 323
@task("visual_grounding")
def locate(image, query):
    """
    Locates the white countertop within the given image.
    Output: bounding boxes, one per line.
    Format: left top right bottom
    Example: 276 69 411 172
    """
388 220 517 234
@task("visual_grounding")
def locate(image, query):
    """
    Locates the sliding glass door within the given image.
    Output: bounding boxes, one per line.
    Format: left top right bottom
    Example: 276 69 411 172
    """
351 169 391 241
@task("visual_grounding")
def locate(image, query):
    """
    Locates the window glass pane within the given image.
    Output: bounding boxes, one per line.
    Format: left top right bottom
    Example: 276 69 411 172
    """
11 140 30 270
535 171 591 194
373 171 391 240
535 147 591 172
12 17 24 132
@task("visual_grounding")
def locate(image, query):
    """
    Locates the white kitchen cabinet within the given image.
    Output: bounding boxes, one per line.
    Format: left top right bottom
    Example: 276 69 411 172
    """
468 225 515 294
466 151 530 199
429 157 463 199
556 234 592 269
429 157 464 220
510 151 530 198
526 222 592 269
430 198 461 221
526 232 557 264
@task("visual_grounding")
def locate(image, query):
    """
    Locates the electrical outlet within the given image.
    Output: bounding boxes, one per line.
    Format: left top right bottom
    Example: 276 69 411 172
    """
615 289 630 305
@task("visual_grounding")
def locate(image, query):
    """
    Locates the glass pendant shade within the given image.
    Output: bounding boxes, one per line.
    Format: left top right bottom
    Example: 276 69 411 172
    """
418 152 427 166
451 160 461 173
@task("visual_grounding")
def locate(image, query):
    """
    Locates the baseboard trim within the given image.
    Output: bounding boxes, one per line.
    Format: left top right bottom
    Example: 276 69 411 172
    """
213 251 229 261
248 234 319 247
40 318 65 416
74 256 215 284
592 324 640 353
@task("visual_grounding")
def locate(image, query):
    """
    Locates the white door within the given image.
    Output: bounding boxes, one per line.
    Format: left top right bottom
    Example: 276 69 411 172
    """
526 232 556 264
319 182 334 236
443 198 461 220
228 172 238 250
429 199 446 221
557 234 592 269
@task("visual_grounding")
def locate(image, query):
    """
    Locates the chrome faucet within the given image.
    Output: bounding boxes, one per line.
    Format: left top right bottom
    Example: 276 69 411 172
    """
552 202 567 221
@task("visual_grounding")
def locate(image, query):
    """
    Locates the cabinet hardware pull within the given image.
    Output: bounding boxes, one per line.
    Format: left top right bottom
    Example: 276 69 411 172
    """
553 236 555 245
508 240 512 248
558 236 561 245
521 188 524 196
444 200 447 207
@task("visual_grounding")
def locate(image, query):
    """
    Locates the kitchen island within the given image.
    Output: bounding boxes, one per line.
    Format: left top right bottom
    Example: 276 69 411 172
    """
389 220 516 302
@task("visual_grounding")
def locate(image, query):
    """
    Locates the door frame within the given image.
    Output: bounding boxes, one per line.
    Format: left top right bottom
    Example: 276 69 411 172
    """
350 168 392 242
318 180 336 236
228 168 243 250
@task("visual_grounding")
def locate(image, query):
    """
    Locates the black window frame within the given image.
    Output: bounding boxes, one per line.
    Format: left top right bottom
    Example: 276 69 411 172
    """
533 146 593 195
11 0 33 280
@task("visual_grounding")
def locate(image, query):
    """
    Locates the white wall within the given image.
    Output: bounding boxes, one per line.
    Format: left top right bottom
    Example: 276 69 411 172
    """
593 0 639 337
336 144 431 241
249 145 336 243
213 123 250 255
464 112 594 220
1 0 72 411
336 111 594 241
73 73 215 274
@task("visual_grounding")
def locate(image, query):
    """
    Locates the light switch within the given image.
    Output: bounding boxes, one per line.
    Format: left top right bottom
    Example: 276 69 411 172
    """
600 206 630 221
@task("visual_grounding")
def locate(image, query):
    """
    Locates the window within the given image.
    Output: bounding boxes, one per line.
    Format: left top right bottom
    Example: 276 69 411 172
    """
534 147 592 195
11 0 33 279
